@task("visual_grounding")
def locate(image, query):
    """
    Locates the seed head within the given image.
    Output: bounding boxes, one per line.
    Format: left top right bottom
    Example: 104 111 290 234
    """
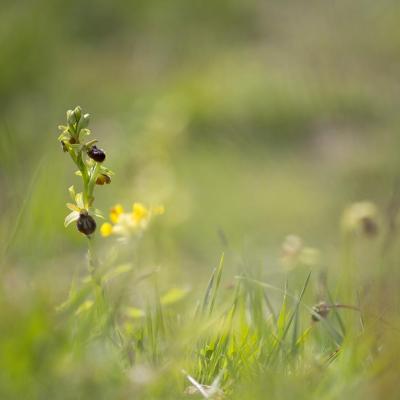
341 201 379 237
360 216 378 237
311 301 330 322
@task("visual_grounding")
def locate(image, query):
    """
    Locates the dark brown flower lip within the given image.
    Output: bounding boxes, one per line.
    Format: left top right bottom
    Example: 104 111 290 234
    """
76 213 96 236
87 145 106 163
96 174 111 185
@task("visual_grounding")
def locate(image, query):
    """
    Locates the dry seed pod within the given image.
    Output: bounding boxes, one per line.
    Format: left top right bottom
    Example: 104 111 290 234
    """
311 302 330 322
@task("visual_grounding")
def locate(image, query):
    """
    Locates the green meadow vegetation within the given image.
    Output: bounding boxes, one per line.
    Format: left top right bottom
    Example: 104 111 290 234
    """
1 1 400 399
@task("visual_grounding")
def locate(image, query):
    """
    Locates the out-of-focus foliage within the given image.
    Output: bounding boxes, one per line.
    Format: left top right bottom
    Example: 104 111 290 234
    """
1 1 400 399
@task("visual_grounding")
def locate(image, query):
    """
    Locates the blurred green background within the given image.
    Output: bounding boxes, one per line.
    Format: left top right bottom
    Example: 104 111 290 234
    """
2 0 400 264
1 0 400 398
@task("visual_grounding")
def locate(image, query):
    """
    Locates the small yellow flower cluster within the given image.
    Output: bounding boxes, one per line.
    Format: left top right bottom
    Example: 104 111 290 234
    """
100 203 164 238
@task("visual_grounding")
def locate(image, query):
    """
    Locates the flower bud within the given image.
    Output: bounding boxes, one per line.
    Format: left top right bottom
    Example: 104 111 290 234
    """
96 173 111 185
67 106 82 126
76 212 96 236
78 113 90 130
66 110 75 125
87 145 106 163
73 106 82 121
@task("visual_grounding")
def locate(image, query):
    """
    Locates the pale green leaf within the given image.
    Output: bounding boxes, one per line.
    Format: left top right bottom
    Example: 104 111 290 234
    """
80 128 91 138
125 307 145 319
161 287 190 306
75 300 94 316
103 263 132 284
75 192 84 209
99 166 115 175
66 203 80 212
93 208 104 219
58 132 70 141
85 139 98 148
68 185 76 201
64 211 80 227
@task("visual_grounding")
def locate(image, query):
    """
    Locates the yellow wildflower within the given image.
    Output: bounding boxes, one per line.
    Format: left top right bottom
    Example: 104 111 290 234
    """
102 202 164 239
100 222 113 237
132 203 149 223
110 204 124 223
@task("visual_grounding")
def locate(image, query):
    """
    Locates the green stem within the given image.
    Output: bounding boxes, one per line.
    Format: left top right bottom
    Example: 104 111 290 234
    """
87 236 98 275
87 236 106 310
87 163 100 207
67 145 92 207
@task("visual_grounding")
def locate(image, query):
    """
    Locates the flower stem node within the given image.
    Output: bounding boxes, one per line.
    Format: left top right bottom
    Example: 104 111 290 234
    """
87 145 106 163
77 211 97 236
